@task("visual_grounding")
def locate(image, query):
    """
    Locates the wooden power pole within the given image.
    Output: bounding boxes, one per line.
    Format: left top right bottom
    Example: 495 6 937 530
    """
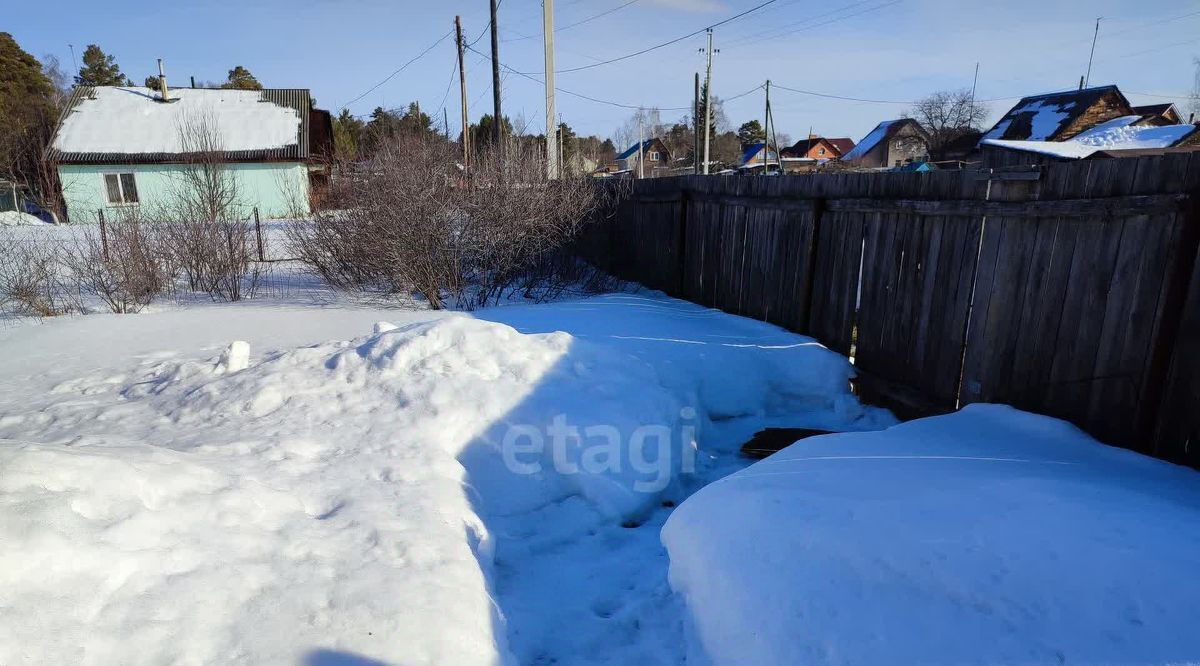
489 0 503 146
701 28 715 175
543 0 558 179
455 16 470 174
693 72 700 175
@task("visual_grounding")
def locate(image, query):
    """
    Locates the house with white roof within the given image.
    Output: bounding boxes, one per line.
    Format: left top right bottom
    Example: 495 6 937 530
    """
46 85 333 222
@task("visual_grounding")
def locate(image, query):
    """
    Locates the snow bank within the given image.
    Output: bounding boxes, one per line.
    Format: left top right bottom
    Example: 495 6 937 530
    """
0 294 888 664
983 120 1198 159
662 404 1200 666
53 87 301 155
0 211 48 226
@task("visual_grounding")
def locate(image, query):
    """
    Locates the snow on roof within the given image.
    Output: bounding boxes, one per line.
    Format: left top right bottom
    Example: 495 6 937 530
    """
51 87 305 159
980 85 1129 143
841 120 897 161
982 122 1199 159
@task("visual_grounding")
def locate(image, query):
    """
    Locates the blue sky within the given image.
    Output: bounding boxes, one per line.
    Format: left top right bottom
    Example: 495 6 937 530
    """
10 0 1200 146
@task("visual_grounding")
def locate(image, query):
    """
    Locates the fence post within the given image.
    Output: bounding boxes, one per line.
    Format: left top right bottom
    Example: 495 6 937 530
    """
799 196 826 335
97 209 109 261
254 207 265 262
1143 184 1200 457
675 184 689 296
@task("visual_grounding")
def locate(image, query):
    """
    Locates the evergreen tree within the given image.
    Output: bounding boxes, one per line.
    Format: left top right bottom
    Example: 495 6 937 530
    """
471 114 515 151
333 109 365 162
221 65 262 90
0 33 59 207
74 44 129 86
144 74 161 89
736 120 766 147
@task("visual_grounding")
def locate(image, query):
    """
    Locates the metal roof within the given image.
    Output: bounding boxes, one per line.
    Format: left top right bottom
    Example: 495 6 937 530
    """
46 87 313 164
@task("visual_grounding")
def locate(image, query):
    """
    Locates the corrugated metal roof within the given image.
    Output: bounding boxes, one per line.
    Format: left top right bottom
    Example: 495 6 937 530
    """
46 86 313 164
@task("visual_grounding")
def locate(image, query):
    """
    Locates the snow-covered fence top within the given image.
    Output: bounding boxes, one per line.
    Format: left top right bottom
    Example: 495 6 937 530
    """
578 154 1200 470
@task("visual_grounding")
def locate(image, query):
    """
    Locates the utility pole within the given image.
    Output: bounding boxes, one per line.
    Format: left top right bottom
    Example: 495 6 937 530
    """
638 112 645 179
455 16 471 174
969 62 979 108
763 79 770 174
444 109 450 139
700 29 716 175
693 72 700 175
1084 17 1102 89
490 0 503 147
543 0 558 179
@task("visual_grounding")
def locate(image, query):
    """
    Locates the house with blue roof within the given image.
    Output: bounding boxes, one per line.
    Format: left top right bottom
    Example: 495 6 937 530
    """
615 138 670 178
739 142 781 173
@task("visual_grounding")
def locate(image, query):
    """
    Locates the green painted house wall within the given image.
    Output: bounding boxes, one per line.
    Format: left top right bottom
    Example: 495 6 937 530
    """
59 162 309 223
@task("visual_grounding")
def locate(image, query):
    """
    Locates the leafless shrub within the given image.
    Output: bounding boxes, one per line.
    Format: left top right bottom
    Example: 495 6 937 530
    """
288 133 609 310
155 112 260 301
66 209 169 314
0 228 78 317
287 134 462 307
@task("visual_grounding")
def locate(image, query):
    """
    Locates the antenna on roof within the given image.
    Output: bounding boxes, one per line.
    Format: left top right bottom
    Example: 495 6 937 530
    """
1083 17 1102 89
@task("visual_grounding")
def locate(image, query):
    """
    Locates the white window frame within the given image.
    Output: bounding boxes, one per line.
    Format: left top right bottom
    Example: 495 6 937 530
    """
648 151 660 162
102 172 140 206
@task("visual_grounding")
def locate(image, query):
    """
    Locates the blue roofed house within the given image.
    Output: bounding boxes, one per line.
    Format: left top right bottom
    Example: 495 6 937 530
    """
840 118 929 168
739 142 781 172
615 138 670 178
46 84 333 223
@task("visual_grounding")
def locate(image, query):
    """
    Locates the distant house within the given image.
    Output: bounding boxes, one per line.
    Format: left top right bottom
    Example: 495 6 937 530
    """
615 138 670 177
46 85 332 222
840 119 929 168
979 85 1134 144
981 114 1200 166
784 136 854 160
739 142 781 172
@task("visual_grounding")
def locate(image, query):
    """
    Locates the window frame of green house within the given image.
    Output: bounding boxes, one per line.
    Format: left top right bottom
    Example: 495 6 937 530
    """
102 172 140 206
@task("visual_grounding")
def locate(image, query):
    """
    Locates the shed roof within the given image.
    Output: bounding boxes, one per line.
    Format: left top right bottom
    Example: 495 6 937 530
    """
982 121 1199 160
979 85 1131 143
47 86 312 164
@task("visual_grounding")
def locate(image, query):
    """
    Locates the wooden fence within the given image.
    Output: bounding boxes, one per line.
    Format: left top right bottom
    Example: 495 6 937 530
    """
578 154 1200 469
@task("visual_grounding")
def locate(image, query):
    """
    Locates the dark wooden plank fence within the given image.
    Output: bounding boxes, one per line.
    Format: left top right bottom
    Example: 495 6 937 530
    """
579 154 1200 469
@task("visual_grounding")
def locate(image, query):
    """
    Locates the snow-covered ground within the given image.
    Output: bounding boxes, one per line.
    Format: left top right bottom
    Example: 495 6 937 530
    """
663 405 1200 665
6 224 1199 665
0 245 892 666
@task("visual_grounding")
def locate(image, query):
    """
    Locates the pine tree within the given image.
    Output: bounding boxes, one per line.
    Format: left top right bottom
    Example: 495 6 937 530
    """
736 120 766 147
144 74 161 89
221 66 262 90
0 33 59 205
74 44 129 86
333 109 365 162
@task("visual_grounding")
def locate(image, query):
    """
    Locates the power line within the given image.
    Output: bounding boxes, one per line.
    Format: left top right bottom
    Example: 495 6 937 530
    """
468 43 751 111
502 0 642 42
724 0 892 48
338 29 454 111
520 0 779 75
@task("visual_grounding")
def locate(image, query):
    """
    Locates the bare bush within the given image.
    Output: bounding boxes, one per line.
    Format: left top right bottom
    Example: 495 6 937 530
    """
66 209 169 314
0 228 77 317
288 132 609 310
287 134 462 307
156 112 260 301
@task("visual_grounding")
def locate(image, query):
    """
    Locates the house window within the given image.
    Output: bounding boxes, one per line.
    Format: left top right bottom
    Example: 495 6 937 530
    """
818 147 826 156
648 151 660 162
103 173 139 205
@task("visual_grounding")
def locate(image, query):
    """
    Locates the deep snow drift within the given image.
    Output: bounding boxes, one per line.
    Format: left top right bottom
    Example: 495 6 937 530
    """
662 404 1200 666
0 294 890 665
